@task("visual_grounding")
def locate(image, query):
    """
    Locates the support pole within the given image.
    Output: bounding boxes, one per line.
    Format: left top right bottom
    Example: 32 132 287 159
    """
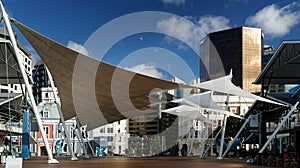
217 94 229 160
0 1 58 163
75 117 89 158
21 106 30 159
201 126 222 158
199 119 209 158
87 138 96 157
217 114 228 159
188 125 195 156
221 115 250 158
45 67 78 161
259 102 298 154
158 92 162 119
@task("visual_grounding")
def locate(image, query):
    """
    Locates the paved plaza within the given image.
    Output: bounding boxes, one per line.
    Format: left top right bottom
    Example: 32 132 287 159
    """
0 156 277 168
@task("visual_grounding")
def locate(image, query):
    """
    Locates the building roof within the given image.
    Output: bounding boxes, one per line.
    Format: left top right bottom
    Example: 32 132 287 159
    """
13 20 191 131
254 41 300 84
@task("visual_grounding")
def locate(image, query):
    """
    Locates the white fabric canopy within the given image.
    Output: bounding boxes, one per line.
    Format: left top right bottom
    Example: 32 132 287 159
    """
172 91 223 111
162 105 214 124
172 91 243 119
193 72 285 106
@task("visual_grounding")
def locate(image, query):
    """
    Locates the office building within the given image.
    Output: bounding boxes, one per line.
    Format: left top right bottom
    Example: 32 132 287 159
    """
200 26 262 93
32 61 50 103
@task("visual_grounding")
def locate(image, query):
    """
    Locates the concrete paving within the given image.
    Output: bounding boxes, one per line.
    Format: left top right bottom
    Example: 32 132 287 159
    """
0 156 276 168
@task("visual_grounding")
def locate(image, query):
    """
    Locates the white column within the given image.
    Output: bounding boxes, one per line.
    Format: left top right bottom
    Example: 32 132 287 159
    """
221 115 250 158
217 94 229 160
0 1 58 163
75 117 89 158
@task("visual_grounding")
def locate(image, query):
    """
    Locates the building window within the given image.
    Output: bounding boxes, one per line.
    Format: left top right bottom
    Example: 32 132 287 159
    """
43 109 49 118
45 93 49 98
230 107 236 114
43 126 50 138
107 136 113 142
195 130 198 138
107 127 113 133
100 128 105 133
70 128 74 139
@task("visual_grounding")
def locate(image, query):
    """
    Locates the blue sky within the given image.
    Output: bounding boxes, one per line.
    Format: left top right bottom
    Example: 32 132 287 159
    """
3 0 300 83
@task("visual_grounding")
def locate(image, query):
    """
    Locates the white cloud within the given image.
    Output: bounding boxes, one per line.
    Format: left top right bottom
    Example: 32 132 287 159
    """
67 41 89 55
197 15 231 34
159 0 186 6
246 2 300 38
157 16 203 50
125 64 164 79
156 15 231 50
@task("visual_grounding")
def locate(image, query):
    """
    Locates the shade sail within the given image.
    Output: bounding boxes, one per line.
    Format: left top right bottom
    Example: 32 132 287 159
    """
161 105 214 124
12 20 191 130
193 72 285 106
172 92 243 119
172 91 224 111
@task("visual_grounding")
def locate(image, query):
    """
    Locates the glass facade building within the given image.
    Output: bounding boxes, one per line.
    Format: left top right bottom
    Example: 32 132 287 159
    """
200 26 262 93
32 61 50 103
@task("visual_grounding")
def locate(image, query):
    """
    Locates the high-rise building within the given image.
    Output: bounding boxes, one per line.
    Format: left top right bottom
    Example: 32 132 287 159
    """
263 45 275 69
200 26 262 93
32 61 50 103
